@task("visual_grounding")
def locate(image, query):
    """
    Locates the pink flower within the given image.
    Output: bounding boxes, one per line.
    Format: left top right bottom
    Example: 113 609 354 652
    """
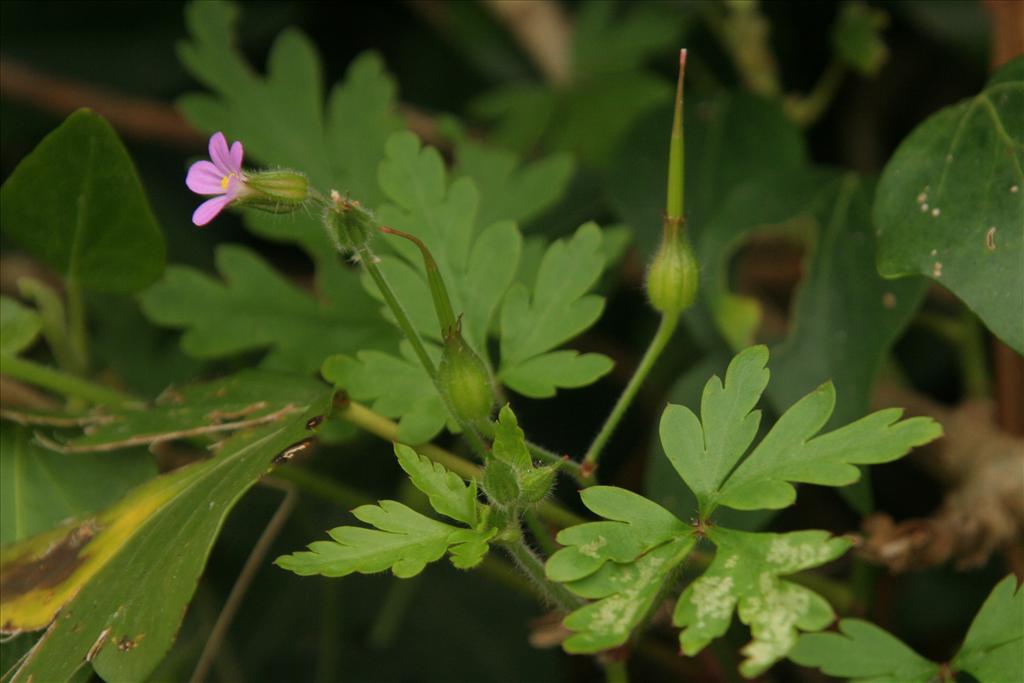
185 132 246 226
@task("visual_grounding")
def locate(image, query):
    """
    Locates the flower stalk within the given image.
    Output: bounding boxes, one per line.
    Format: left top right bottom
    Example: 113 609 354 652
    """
583 49 697 478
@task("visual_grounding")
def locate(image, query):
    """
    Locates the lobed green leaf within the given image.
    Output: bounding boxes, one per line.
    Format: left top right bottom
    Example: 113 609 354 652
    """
674 528 851 678
498 223 613 398
395 443 478 527
952 574 1024 682
140 245 393 374
790 619 938 683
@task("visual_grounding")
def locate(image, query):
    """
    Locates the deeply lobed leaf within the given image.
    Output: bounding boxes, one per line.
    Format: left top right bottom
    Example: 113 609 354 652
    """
561 538 695 654
790 619 939 683
674 528 851 678
499 223 613 397
952 574 1023 682
140 246 393 374
546 486 688 583
657 344 942 515
395 444 478 527
791 575 1022 682
277 446 494 580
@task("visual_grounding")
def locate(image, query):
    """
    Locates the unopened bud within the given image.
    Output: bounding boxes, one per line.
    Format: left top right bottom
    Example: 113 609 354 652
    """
519 465 557 503
646 231 698 316
323 191 376 252
483 460 520 505
239 169 309 212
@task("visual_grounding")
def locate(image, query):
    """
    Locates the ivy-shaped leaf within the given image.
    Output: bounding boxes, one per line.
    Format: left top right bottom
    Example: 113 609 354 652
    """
140 245 394 374
0 378 332 683
498 223 613 398
0 423 156 545
792 575 1022 683
177 0 404 258
0 110 165 293
277 444 495 578
674 528 851 677
875 56 1024 352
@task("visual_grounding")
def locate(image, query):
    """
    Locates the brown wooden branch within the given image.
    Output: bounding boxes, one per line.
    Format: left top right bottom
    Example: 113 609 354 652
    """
1 57 448 150
484 0 572 85
1 57 204 147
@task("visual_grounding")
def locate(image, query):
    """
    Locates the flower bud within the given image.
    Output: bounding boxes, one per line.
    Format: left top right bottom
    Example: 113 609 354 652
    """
519 464 557 503
646 231 698 316
437 330 496 427
323 191 376 252
482 459 520 505
238 169 309 212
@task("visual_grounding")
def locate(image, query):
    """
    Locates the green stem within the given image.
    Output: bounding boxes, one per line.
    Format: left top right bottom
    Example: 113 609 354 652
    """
523 509 559 557
17 277 76 373
356 247 437 378
65 279 89 375
603 660 629 683
501 535 582 612
334 399 585 528
367 577 419 650
0 354 141 408
581 315 678 476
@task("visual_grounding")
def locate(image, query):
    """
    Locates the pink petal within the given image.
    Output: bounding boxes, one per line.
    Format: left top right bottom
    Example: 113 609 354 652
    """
229 141 244 172
208 132 232 174
186 160 227 195
192 195 234 226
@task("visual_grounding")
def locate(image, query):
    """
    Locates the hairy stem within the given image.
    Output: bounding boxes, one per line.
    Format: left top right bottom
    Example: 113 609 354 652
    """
502 535 582 612
582 315 678 476
0 355 141 408
356 248 438 378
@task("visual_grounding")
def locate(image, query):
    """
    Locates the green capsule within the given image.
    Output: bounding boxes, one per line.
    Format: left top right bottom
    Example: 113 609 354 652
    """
646 231 699 317
437 330 496 427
